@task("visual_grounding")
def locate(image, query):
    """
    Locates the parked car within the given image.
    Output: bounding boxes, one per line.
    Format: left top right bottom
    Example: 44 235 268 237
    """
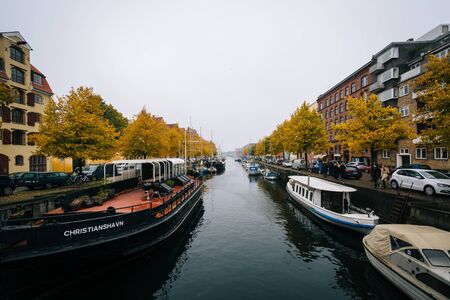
310 161 322 173
282 160 293 168
390 169 450 196
399 164 431 170
391 169 450 196
342 166 362 179
292 159 307 170
9 172 25 185
19 172 70 189
347 162 371 173
81 164 104 181
275 159 284 166
0 176 15 196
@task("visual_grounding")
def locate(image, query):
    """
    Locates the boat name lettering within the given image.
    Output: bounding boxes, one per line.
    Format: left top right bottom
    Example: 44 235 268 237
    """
63 221 125 237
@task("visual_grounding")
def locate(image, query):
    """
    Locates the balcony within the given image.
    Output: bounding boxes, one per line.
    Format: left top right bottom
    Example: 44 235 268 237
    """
378 88 398 102
400 66 422 82
369 62 384 74
377 47 399 64
369 81 385 92
379 67 399 83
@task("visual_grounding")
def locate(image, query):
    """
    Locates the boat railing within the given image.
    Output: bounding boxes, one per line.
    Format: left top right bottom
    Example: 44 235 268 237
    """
1 178 203 229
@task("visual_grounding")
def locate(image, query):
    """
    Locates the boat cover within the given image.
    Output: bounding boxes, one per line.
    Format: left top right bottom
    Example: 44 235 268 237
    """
365 224 450 257
288 176 356 192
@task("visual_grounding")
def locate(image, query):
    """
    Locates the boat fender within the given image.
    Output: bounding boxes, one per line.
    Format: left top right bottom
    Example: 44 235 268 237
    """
107 206 116 215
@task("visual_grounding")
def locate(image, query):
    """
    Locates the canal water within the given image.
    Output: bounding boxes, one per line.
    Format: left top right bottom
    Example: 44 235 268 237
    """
46 159 407 299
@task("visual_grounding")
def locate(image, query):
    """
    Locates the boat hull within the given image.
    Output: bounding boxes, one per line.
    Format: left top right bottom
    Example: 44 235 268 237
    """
363 242 435 300
286 185 373 234
1 184 204 267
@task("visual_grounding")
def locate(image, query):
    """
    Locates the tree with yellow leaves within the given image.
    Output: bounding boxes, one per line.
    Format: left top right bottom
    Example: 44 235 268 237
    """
120 108 170 158
413 55 450 146
284 102 329 169
34 87 119 164
333 94 412 164
0 82 17 128
269 120 289 156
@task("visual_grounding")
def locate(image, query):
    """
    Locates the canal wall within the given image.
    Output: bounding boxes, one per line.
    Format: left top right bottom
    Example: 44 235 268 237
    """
261 162 450 231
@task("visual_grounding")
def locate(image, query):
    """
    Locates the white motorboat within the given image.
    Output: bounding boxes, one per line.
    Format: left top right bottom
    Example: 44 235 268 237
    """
363 224 450 300
264 171 279 181
248 165 261 176
286 176 379 234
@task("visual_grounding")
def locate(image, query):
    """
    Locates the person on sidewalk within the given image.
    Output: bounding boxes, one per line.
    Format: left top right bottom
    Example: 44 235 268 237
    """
321 161 328 177
333 162 339 180
339 162 346 179
372 164 381 188
381 165 389 189
328 161 334 178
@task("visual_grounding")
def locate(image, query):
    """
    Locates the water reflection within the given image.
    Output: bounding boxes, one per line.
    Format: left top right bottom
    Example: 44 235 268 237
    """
257 176 407 300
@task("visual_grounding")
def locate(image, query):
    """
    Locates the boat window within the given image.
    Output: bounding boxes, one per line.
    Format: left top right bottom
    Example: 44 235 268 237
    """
390 236 412 250
404 249 425 263
416 273 450 298
305 190 309 198
309 191 313 201
422 249 450 267
321 191 344 213
301 187 305 197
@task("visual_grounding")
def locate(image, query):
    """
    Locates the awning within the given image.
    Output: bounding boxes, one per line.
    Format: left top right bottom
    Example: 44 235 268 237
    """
313 154 327 159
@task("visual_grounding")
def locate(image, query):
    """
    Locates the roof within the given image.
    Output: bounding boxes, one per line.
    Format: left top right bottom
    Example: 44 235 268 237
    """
111 158 184 164
30 64 53 95
288 176 356 192
0 31 32 50
317 61 371 100
364 224 450 257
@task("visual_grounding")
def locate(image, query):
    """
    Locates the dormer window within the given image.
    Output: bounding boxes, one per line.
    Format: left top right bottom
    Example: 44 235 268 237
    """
32 73 43 85
10 46 24 63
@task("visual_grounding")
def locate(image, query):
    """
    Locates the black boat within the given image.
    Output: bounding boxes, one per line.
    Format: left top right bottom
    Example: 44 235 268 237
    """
0 159 203 270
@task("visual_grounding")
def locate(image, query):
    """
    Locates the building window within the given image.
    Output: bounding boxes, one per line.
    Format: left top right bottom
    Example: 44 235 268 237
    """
340 116 344 123
399 85 409 97
434 147 448 160
340 90 344 99
10 46 24 63
319 102 323 110
400 106 409 117
325 110 329 118
345 101 348 111
335 93 338 102
32 73 43 85
335 106 338 115
12 130 26 145
351 83 356 93
30 155 47 172
340 103 343 113
15 155 24 166
12 109 25 124
435 47 449 59
382 150 390 158
330 95 334 104
326 98 329 107
415 148 427 159
400 148 409 154
35 113 42 123
330 108 333 117
11 67 25 84
361 75 368 87
34 94 43 104
15 89 25 104
345 87 349 96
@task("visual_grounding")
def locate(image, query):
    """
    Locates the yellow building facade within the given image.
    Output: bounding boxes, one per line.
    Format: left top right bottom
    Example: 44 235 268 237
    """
0 31 72 175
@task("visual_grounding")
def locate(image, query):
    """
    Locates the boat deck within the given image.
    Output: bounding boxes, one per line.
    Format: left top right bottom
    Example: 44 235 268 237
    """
47 181 192 215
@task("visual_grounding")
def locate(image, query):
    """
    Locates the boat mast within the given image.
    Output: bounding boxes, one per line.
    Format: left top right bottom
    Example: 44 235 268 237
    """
184 127 187 174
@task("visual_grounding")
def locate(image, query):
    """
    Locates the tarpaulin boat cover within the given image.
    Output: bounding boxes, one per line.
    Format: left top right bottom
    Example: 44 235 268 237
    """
364 224 450 257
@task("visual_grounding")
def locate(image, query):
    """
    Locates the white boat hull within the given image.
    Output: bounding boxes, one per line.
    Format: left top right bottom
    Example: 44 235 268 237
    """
363 244 434 300
286 185 374 234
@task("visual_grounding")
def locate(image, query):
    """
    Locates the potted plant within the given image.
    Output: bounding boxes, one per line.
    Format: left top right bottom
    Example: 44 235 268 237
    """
69 195 90 211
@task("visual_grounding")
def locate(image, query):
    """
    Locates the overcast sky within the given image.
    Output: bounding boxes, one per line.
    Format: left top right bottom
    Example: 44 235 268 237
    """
1 0 449 151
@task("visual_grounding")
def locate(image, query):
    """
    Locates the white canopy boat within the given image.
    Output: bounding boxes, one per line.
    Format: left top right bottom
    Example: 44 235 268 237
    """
248 165 261 176
286 176 379 234
363 224 450 300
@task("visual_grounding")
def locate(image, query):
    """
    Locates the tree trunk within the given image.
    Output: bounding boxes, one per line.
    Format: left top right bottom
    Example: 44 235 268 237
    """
370 145 377 166
304 150 308 170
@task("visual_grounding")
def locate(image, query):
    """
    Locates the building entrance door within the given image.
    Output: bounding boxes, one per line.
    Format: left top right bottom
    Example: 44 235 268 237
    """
0 154 9 175
396 154 411 167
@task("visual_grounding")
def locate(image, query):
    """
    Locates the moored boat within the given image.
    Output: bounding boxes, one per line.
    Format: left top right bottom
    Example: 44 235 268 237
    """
264 171 279 181
286 176 379 234
363 224 450 300
248 165 261 176
0 159 203 268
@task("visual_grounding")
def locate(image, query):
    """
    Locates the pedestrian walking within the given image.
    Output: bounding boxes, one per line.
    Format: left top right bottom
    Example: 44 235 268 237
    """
333 162 339 179
372 164 381 188
381 165 389 189
321 162 328 178
328 161 334 177
339 162 346 179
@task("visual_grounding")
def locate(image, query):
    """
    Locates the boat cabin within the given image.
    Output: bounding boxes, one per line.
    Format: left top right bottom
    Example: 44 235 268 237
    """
288 176 356 214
